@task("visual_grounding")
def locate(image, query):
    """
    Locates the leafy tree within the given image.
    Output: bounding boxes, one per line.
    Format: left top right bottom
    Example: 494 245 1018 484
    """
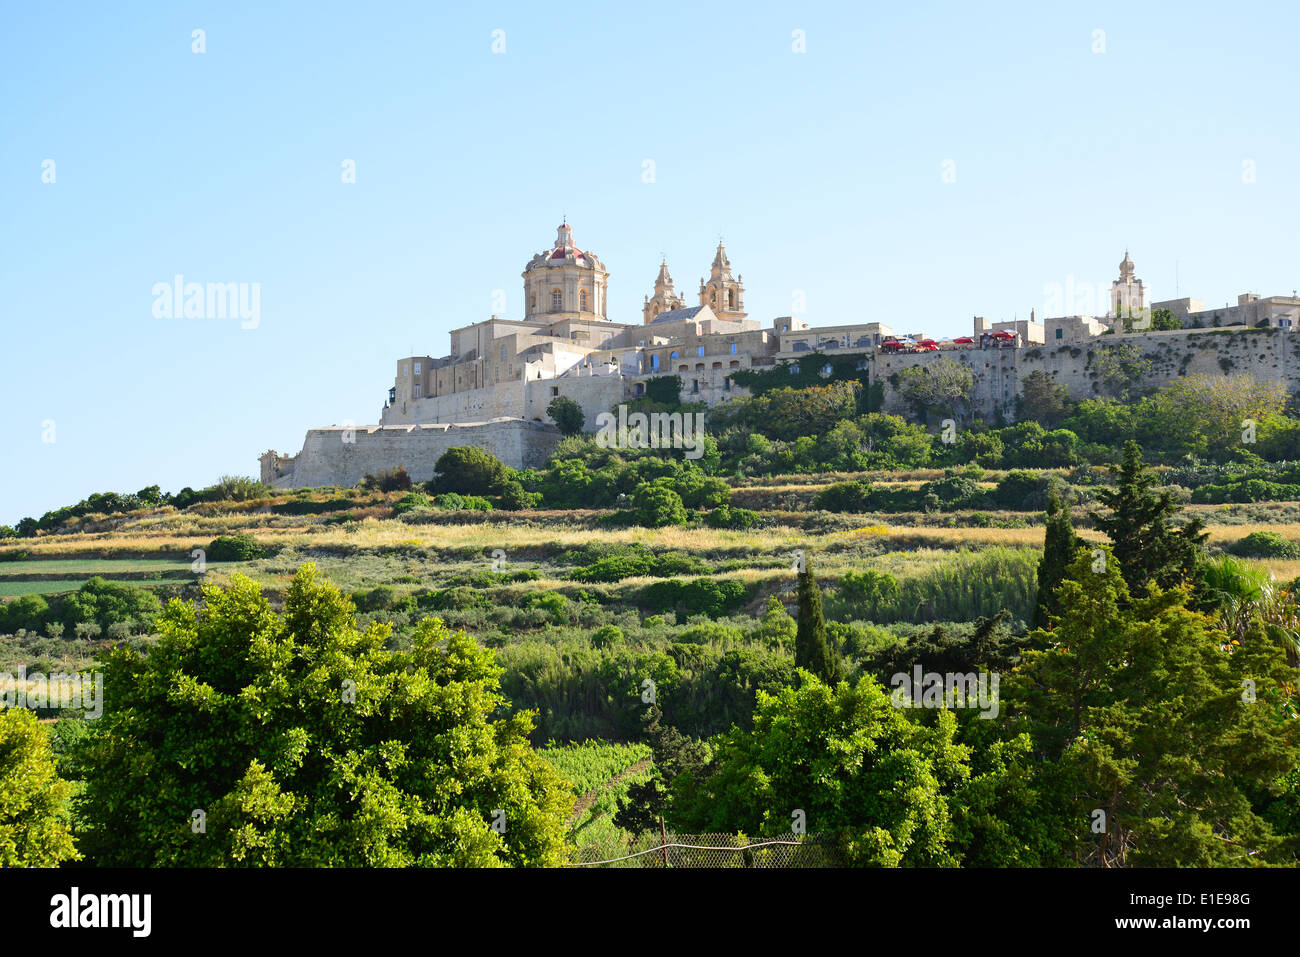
61 577 162 633
896 359 975 424
1034 489 1079 628
546 396 585 437
1016 549 1300 866
0 707 79 866
1091 441 1206 598
748 596 797 650
1015 370 1071 428
670 674 968 866
1150 307 1182 331
206 533 269 562
431 446 510 496
795 557 842 684
632 483 687 527
72 565 570 866
1093 343 1152 401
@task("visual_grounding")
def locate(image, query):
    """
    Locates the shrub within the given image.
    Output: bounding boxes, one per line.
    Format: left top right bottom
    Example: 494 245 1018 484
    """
431 493 493 511
62 578 161 633
814 481 874 513
210 475 270 501
1228 531 1300 559
703 504 760 529
591 625 623 649
431 447 509 496
633 484 687 528
496 480 537 511
363 467 413 492
391 492 430 516
207 534 269 561
639 578 747 618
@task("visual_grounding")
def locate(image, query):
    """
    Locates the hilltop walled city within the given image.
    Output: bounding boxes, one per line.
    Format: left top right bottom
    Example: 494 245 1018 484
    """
261 223 1300 487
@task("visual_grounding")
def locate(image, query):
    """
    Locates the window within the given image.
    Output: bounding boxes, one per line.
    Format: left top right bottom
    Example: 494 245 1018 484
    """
651 354 659 371
414 362 421 374
501 344 507 361
692 380 700 393
1055 328 1063 340
550 386 559 397
697 346 705 357
670 351 678 359
580 289 588 312
728 290 735 309
413 384 421 397
551 289 563 311
530 293 536 311
730 343 737 354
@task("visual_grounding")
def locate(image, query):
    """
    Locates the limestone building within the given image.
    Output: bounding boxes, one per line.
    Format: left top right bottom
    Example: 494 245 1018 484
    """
259 235 1300 488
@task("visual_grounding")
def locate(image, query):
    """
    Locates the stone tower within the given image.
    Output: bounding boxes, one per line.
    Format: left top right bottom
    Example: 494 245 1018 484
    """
522 221 608 321
699 242 746 321
1110 250 1146 319
643 259 686 323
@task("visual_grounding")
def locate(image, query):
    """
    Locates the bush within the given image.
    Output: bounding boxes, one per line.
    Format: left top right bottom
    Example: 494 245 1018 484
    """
639 577 748 618
431 447 509 496
62 578 161 633
814 481 874 513
591 625 623 649
207 534 270 561
496 480 537 511
210 475 270 501
432 493 493 512
1228 531 1300 559
391 492 430 516
363 467 413 492
633 484 687 528
703 505 760 529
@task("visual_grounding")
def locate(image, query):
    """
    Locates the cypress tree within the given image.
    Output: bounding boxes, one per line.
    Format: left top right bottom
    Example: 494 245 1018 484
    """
795 556 842 683
1091 441 1206 598
1034 487 1080 628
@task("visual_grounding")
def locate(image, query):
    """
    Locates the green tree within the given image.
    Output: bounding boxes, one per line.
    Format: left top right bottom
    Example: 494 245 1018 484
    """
670 674 968 866
1150 307 1181 331
72 565 570 867
431 446 510 496
1033 489 1079 628
795 557 842 684
1016 549 1300 866
1091 441 1206 598
546 396 585 436
1015 370 1071 428
896 359 976 424
632 483 687 527
0 707 79 866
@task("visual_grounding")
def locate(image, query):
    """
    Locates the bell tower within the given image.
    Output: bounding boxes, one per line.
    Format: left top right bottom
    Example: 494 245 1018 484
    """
643 259 686 323
699 242 746 321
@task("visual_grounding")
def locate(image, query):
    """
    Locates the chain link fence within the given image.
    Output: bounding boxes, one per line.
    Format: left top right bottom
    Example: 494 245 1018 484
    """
569 832 846 868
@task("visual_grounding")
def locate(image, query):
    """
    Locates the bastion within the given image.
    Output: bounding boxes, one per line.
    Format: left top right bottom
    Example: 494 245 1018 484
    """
260 418 562 489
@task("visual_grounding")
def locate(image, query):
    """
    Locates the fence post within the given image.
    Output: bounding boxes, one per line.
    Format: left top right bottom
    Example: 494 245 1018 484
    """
659 816 669 868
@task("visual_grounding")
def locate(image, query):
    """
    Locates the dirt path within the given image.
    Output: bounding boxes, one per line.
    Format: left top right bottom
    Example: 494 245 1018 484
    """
568 757 653 825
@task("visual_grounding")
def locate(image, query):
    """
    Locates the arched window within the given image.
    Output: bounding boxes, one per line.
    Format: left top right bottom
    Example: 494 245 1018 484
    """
670 351 678 359
728 289 735 308
710 291 717 305
580 289 588 312
551 289 563 311
530 293 536 311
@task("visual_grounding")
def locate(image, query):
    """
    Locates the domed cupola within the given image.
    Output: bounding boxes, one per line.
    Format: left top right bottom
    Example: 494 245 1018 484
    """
522 220 608 320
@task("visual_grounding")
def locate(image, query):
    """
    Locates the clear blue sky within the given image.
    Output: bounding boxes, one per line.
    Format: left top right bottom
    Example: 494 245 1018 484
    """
3 1 1298 525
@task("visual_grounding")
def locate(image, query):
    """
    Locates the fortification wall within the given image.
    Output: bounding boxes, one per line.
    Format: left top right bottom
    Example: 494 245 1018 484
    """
870 328 1300 421
382 378 527 426
265 419 562 489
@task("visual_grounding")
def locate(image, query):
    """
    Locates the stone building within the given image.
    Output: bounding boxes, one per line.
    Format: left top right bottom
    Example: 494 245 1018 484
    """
260 235 1300 484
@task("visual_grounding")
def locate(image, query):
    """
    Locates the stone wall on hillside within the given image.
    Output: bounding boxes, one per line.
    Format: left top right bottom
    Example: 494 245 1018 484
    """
261 418 562 489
